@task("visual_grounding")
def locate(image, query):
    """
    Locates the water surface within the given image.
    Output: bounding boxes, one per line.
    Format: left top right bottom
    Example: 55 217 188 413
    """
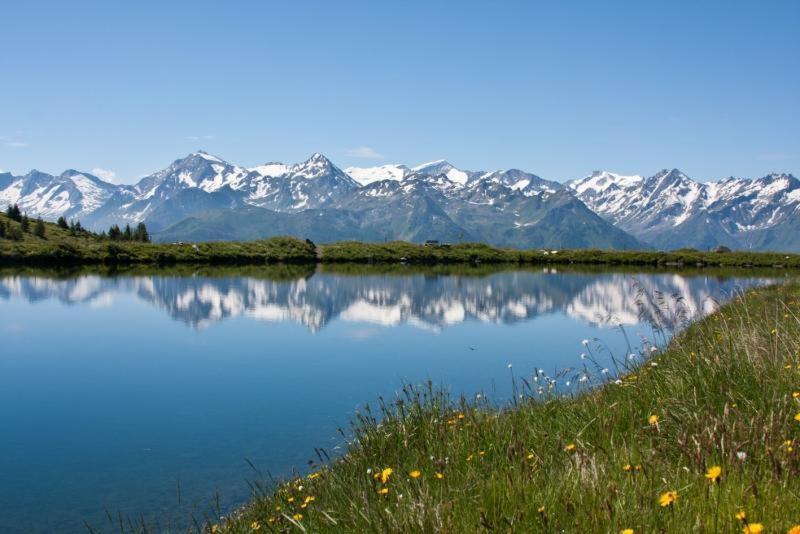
0 266 784 533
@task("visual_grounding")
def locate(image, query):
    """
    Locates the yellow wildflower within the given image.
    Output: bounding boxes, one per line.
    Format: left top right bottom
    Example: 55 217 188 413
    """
786 525 800 534
623 463 632 471
308 472 321 480
704 465 722 483
479 451 486 456
409 470 422 478
250 521 261 531
735 510 747 521
435 472 444 479
211 526 220 534
303 495 315 505
794 412 800 422
457 412 465 419
291 513 303 521
526 453 535 460
466 454 474 461
379 467 393 484
287 497 294 503
564 443 576 452
793 391 800 398
743 524 764 534
537 505 545 514
648 414 659 426
621 530 634 534
658 490 678 507
377 487 389 495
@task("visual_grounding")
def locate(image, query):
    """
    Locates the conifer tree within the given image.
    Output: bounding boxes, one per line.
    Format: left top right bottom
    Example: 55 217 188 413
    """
33 217 46 238
6 204 22 222
57 216 69 229
134 222 150 243
0 219 6 238
108 224 122 240
20 214 30 232
123 224 132 241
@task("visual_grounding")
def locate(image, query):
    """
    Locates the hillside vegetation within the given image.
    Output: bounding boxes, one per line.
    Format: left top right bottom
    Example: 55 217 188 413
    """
0 213 317 265
214 282 800 533
2 212 800 269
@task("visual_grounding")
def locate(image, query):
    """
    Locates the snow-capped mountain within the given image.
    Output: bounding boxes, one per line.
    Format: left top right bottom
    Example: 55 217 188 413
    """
568 169 800 251
1 151 796 251
0 169 119 221
344 164 411 186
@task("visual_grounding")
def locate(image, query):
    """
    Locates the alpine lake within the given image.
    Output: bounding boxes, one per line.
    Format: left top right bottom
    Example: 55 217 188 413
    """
0 264 789 533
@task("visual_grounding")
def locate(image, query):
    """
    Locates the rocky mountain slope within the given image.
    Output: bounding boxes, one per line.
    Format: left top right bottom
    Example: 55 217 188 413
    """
568 169 800 251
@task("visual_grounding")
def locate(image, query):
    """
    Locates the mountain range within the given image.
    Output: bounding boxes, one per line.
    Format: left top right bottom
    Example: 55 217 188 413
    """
1 151 797 251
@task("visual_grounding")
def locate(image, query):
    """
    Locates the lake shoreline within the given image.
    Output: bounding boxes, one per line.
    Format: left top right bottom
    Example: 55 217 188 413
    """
216 281 800 532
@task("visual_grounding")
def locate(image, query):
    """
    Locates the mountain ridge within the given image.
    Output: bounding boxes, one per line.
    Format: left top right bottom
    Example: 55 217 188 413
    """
1 152 796 250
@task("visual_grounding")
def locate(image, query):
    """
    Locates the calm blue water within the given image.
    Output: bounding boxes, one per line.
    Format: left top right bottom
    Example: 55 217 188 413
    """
0 267 781 533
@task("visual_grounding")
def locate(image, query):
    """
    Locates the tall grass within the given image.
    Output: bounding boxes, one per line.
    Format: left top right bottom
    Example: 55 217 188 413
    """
214 282 800 533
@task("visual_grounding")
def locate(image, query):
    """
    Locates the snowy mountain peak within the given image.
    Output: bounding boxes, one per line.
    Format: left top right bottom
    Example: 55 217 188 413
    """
568 170 644 196
410 160 469 186
289 153 355 183
345 164 410 186
249 162 288 177
189 150 225 163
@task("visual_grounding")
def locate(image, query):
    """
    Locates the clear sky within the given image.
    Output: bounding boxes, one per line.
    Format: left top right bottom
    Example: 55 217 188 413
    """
0 0 797 184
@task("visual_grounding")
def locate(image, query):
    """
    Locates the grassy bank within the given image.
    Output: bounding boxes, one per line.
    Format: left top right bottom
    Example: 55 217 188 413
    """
215 282 800 533
320 241 800 269
3 214 800 269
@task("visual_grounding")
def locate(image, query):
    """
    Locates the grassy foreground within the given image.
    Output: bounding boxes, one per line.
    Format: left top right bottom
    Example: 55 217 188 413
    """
216 282 800 533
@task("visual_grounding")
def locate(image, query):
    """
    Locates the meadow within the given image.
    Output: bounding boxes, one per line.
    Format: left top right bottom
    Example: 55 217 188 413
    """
212 282 800 533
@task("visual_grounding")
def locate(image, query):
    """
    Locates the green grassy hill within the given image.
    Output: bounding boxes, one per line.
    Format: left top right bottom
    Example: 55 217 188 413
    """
215 282 800 533
0 212 318 265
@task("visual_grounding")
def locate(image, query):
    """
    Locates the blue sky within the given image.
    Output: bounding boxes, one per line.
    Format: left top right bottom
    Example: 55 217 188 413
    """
0 0 797 184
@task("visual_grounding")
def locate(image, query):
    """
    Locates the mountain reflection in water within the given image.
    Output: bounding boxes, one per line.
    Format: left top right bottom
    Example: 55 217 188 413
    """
0 267 780 332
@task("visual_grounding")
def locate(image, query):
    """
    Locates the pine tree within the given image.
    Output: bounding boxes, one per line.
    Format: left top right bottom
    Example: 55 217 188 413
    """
134 222 150 243
20 214 30 232
0 220 6 238
57 216 69 229
33 217 46 238
123 224 132 241
6 204 22 222
108 224 122 240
